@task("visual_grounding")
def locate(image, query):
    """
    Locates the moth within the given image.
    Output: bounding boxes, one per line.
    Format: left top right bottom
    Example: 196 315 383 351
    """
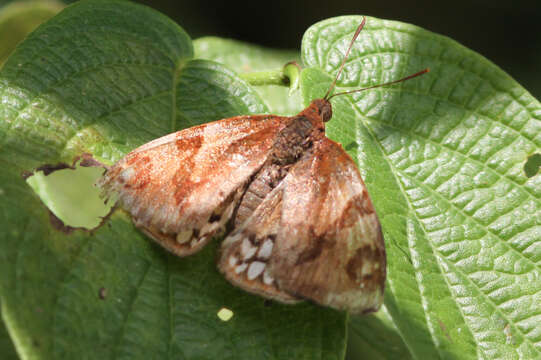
98 18 428 314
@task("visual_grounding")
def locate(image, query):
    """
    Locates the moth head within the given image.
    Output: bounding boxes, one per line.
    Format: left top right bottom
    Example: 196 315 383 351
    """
311 98 332 122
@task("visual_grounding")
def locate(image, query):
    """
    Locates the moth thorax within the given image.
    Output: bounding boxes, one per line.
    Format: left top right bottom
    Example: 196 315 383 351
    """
271 116 313 165
311 99 332 122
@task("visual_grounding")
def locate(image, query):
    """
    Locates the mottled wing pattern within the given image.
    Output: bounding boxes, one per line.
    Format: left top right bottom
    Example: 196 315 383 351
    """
219 137 385 313
273 137 385 314
218 185 300 303
99 115 289 256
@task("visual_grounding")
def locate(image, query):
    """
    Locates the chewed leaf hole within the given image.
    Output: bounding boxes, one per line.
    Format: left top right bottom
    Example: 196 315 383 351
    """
26 161 113 229
524 153 541 178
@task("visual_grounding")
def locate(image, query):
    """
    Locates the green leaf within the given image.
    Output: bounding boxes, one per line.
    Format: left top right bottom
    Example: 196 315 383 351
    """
194 36 302 115
0 1 65 355
0 302 18 360
346 309 412 360
301 16 540 359
0 1 346 359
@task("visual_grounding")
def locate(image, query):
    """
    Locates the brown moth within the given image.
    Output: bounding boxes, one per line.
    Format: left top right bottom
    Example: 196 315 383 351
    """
98 18 428 314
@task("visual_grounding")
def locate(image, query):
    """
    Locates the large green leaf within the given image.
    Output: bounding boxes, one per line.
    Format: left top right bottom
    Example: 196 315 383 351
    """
301 16 540 359
0 1 347 359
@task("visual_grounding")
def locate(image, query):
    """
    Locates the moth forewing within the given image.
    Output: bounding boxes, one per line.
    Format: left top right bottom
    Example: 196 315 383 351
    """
98 114 287 256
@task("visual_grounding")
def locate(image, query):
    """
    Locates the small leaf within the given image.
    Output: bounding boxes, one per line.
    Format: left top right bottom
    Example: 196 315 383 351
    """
301 16 541 359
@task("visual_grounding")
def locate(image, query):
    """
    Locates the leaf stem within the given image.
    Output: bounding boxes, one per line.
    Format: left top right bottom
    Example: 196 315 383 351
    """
240 69 287 86
240 61 302 93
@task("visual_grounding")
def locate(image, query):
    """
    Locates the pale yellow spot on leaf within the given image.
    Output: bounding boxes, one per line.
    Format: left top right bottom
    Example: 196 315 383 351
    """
217 307 234 322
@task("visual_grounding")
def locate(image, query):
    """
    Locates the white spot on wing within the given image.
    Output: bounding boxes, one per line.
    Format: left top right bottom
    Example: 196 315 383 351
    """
241 238 257 259
229 256 238 267
247 261 265 280
201 221 220 236
257 238 273 259
235 263 248 274
263 270 274 285
176 229 193 244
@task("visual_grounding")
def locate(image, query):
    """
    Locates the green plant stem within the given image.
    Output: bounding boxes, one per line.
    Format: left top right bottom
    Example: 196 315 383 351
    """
240 69 287 87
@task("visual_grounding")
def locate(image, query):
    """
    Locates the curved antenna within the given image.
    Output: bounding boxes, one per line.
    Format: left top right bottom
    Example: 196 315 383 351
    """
323 17 366 100
328 68 430 100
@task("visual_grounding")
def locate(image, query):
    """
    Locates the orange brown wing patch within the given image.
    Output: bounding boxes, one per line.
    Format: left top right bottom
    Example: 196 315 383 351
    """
99 115 290 256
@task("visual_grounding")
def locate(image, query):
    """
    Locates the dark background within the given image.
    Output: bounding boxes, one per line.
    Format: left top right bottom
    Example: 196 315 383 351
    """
138 0 540 99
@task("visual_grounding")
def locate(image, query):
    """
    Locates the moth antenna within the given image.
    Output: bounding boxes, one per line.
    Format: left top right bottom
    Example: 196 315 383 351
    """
323 17 366 100
328 68 430 100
